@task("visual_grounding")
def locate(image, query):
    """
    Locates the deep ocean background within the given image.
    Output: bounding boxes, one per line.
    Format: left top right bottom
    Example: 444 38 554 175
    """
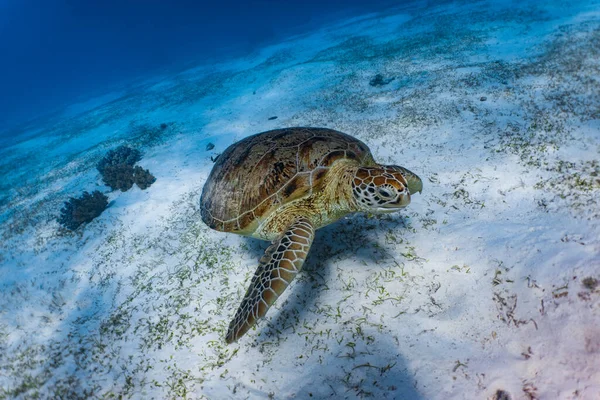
0 0 400 132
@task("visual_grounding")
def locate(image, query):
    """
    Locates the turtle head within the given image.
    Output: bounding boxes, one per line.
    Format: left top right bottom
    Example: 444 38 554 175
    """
351 165 422 213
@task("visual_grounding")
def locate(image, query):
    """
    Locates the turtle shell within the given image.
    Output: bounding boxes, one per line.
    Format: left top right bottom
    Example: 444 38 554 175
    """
200 127 375 234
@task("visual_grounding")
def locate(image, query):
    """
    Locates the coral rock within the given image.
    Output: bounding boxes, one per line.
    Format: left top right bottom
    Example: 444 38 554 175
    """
58 190 108 230
133 166 156 190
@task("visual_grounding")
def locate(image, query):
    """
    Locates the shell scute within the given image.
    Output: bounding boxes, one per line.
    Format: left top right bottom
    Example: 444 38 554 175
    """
282 173 311 201
320 150 347 166
311 167 329 185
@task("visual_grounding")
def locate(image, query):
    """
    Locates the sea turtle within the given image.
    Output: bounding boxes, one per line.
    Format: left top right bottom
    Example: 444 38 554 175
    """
200 127 422 343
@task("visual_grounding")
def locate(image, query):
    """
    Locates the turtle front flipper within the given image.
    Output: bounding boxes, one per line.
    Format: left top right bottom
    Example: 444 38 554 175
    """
226 218 315 344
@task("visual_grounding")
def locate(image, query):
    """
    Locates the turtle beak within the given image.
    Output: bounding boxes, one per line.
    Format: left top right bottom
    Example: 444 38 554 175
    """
407 177 423 195
392 166 423 195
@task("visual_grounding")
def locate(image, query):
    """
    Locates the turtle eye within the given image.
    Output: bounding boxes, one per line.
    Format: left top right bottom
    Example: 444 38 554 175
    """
377 187 393 198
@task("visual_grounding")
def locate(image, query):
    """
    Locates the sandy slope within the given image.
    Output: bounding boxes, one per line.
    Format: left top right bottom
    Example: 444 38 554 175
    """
1 0 599 399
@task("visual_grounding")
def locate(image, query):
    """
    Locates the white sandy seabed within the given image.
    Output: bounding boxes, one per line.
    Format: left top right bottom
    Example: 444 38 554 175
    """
1 0 599 399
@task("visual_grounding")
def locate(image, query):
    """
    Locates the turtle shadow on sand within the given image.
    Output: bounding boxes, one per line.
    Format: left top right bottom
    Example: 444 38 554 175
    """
294 334 423 399
240 213 405 262
232 214 423 397
238 212 414 332
233 331 424 398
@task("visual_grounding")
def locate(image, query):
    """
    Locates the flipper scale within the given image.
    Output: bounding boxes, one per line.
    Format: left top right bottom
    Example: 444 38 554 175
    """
226 218 315 343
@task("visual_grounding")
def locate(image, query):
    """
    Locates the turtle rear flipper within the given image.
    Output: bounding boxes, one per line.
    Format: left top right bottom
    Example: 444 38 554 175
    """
226 218 315 344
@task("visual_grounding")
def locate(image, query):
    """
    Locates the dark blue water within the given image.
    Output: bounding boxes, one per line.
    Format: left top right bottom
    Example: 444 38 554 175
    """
0 0 400 133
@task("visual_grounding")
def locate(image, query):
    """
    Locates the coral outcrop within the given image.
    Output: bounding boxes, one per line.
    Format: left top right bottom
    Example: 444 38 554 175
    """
58 190 108 230
97 146 155 191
